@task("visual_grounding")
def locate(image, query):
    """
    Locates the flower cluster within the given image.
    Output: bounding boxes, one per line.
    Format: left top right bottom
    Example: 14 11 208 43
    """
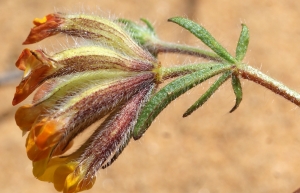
14 13 159 193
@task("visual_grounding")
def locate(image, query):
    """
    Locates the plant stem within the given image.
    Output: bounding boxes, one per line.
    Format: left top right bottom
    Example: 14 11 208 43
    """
146 39 223 62
149 37 300 107
239 64 300 106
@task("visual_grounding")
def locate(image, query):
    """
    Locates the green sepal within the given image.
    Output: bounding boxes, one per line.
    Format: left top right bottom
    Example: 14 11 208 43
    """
133 64 231 140
116 18 157 45
235 24 249 61
230 73 243 113
140 18 155 33
183 71 232 117
168 17 237 64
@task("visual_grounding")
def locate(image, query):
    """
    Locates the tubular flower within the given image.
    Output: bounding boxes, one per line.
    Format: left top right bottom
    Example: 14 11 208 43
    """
23 13 153 61
15 13 160 193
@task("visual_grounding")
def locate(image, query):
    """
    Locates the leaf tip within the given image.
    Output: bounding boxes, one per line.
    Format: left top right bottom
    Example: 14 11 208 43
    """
182 112 189 118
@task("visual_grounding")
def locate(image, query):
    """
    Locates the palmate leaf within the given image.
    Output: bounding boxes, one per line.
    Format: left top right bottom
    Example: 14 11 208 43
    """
183 71 232 117
230 73 243 113
168 17 237 64
133 64 231 140
235 24 249 61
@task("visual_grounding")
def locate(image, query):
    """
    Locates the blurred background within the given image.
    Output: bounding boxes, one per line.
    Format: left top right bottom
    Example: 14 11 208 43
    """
1 0 300 192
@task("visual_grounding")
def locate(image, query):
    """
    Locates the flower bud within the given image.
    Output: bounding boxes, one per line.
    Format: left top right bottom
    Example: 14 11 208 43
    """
23 13 154 61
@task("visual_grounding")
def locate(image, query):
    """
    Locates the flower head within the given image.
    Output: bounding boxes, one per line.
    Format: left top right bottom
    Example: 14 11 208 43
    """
15 12 159 193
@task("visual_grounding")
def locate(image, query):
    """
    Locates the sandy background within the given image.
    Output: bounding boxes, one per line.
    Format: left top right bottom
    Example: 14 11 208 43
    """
1 0 300 192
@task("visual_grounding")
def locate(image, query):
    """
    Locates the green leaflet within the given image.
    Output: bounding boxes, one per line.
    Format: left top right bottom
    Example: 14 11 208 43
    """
161 62 224 80
133 64 231 140
183 71 232 117
168 17 237 64
235 24 249 61
230 74 243 113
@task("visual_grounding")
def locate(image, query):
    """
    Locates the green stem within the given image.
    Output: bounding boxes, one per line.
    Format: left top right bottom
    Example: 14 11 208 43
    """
239 64 300 106
145 39 223 62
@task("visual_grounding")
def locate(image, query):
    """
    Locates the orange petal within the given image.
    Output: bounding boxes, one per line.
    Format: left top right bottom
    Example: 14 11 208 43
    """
13 49 57 105
26 117 74 162
26 119 61 161
26 130 51 161
15 104 37 132
23 14 63 44
34 119 63 150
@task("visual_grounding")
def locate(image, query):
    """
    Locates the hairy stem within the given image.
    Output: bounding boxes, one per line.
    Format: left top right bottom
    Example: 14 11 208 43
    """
239 64 300 106
145 40 223 62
